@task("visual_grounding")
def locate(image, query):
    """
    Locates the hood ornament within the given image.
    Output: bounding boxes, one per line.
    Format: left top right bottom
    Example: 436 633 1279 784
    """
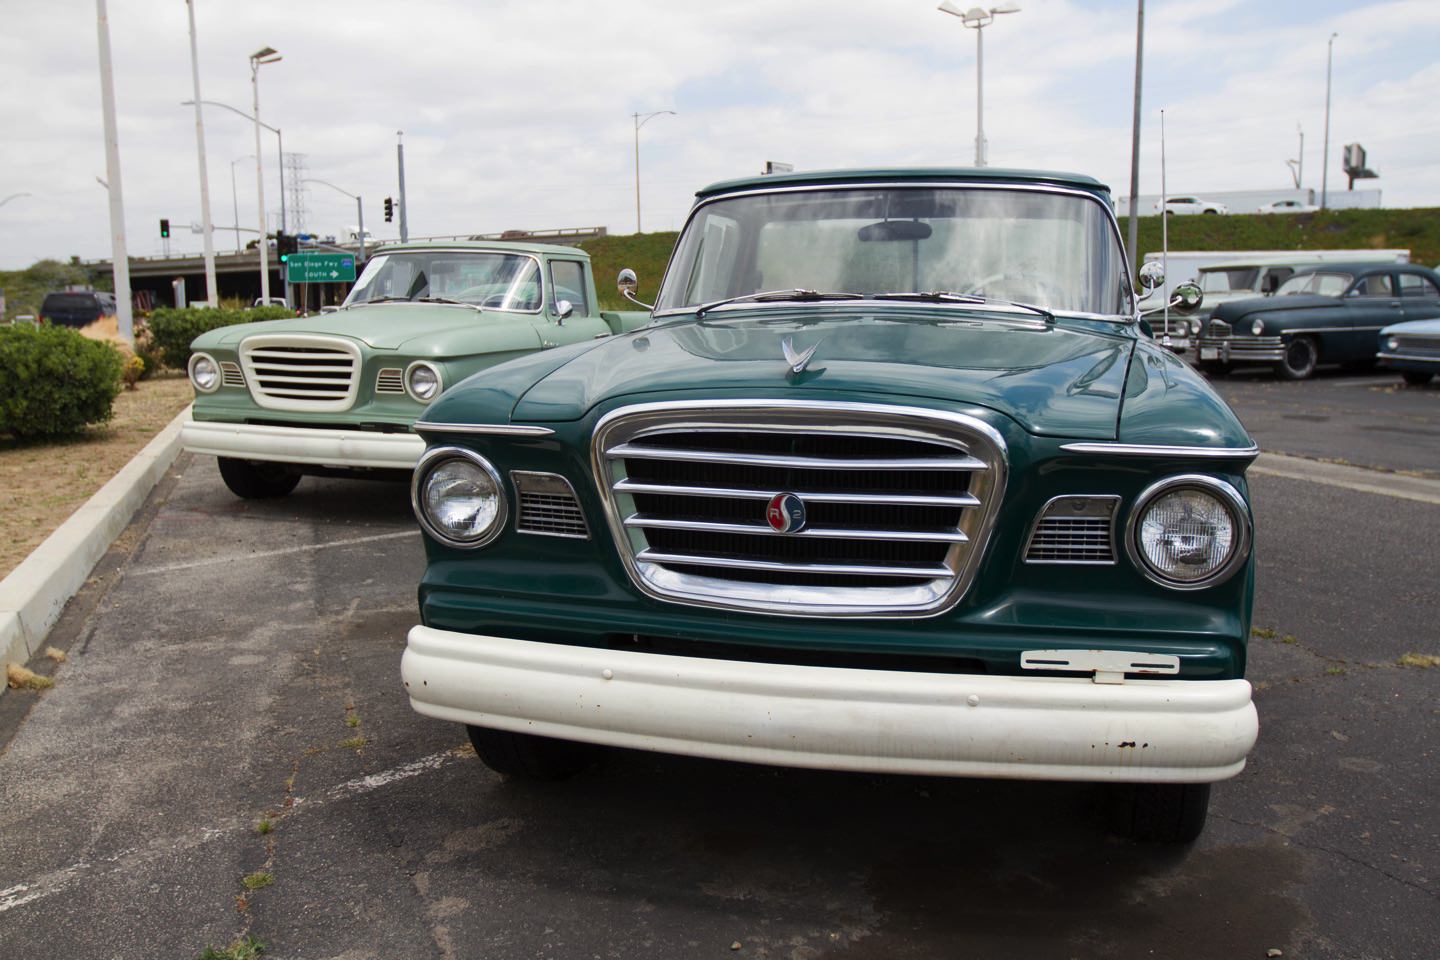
782 336 820 375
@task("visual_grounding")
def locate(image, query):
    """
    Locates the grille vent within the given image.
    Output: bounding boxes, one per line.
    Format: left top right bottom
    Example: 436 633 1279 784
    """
376 368 405 394
513 472 589 539
1024 496 1119 564
220 361 245 388
239 335 360 412
1205 319 1232 339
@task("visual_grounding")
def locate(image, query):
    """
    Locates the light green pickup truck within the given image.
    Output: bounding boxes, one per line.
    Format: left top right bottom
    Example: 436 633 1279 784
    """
181 241 647 498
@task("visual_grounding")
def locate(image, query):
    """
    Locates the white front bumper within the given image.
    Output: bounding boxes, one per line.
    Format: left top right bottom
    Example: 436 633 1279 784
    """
182 419 425 469
402 625 1258 784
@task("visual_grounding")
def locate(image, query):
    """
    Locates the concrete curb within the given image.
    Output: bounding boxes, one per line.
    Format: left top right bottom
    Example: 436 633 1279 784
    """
0 404 191 688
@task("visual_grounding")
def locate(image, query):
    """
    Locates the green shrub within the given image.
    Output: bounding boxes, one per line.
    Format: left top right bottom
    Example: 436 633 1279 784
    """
0 325 124 438
148 306 294 368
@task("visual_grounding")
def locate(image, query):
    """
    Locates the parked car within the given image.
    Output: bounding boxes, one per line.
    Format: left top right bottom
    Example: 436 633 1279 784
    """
252 297 291 309
1150 260 1312 353
400 167 1259 844
1256 199 1319 214
1377 317 1440 385
38 290 116 329
1154 196 1227 215
1196 262 1440 379
181 241 649 499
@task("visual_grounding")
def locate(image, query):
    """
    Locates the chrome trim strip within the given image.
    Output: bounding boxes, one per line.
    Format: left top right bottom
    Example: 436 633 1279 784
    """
411 446 508 550
1377 352 1440 363
1022 494 1120 566
1059 442 1260 460
635 550 950 580
412 422 556 437
612 479 980 508
606 443 986 472
1123 475 1252 591
623 515 970 543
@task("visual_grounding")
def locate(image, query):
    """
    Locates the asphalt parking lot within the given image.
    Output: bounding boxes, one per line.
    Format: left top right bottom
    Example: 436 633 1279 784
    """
1 371 1437 960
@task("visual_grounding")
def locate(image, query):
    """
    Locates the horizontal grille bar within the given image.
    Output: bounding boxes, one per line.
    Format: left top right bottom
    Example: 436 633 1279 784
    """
608 442 985 472
635 549 951 580
624 515 969 543
613 479 979 508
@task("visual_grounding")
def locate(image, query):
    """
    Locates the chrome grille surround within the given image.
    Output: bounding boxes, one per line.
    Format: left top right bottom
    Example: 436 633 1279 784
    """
1390 335 1440 356
512 471 589 539
239 334 360 412
592 400 1008 619
219 361 245 388
1024 495 1119 564
376 367 406 394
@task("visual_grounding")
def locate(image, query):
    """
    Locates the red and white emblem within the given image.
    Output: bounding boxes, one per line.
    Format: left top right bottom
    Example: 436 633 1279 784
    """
766 493 807 533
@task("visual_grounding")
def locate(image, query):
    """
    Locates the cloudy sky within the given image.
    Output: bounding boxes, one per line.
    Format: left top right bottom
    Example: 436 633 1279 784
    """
0 0 1436 269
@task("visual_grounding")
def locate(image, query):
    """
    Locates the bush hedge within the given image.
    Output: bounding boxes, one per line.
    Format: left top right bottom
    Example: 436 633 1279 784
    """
148 305 294 368
0 324 124 439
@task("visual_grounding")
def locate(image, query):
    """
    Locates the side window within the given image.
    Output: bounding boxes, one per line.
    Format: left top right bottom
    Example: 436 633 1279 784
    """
549 260 589 316
1357 274 1394 297
1399 273 1440 298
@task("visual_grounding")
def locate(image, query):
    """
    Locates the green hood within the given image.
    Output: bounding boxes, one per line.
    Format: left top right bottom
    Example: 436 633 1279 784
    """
508 307 1133 439
205 303 542 356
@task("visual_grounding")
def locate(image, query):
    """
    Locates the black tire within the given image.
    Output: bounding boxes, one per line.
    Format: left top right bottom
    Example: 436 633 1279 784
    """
1106 783 1211 844
216 457 301 499
1401 370 1434 386
1203 209 1219 215
1275 336 1318 380
466 725 593 780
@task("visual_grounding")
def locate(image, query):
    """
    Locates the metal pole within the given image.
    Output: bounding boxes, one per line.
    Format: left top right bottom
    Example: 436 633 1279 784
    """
185 0 217 307
633 113 642 232
1126 0 1143 270
357 196 365 261
94 0 133 346
251 61 270 303
1298 128 1304 190
1321 33 1336 210
230 159 241 253
975 24 985 167
396 131 409 242
277 128 288 306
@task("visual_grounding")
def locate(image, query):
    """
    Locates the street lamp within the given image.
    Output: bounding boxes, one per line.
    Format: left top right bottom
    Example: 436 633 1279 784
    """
937 2 1022 167
230 155 254 253
302 179 366 260
632 110 675 233
181 100 285 235
184 0 217 307
1321 32 1337 210
250 46 282 304
0 192 32 209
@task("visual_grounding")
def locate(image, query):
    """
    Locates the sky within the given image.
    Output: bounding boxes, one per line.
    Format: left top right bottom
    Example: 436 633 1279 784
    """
0 0 1437 269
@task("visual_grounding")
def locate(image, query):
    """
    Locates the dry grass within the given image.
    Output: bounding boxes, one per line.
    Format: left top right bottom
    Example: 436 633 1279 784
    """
0 373 192 579
7 664 55 690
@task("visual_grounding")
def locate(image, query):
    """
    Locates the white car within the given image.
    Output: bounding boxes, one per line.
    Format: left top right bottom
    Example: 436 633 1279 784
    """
1257 199 1319 214
1154 196 1228 215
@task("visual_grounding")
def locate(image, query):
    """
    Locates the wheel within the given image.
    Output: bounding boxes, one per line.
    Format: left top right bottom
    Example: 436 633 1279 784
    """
216 457 301 499
1275 336 1318 380
466 725 594 780
1401 370 1434 386
1106 783 1211 843
1203 209 1219 215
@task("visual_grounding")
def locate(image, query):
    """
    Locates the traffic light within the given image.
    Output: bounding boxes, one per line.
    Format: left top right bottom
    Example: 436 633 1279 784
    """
383 197 394 223
275 231 299 261
159 218 170 239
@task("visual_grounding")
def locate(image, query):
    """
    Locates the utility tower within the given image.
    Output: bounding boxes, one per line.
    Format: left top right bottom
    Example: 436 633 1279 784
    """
285 152 307 235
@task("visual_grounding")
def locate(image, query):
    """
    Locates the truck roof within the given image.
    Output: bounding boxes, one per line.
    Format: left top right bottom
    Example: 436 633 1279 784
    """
368 239 587 258
695 167 1111 199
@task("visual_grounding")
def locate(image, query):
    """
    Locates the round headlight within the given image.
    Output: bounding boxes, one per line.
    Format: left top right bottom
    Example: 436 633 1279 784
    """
1250 319 1265 336
412 448 506 548
406 361 442 403
1127 476 1250 589
1189 318 1203 336
189 353 220 393
1386 336 1400 351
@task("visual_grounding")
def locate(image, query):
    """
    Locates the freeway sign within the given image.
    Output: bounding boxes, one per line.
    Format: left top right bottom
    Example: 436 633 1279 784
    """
286 252 357 283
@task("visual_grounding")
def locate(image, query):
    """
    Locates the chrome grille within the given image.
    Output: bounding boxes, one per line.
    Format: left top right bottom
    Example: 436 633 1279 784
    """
513 472 589 539
376 368 405 394
594 402 1007 618
1024 496 1118 564
1204 319 1232 339
219 361 245 388
239 335 360 412
1392 335 1440 356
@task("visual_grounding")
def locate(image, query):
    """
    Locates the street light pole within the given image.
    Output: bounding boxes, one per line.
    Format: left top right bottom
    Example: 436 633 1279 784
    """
1320 32 1337 210
249 47 281 304
94 0 133 346
301 178 365 261
0 193 32 209
1126 0 1144 271
632 110 675 233
230 155 253 254
182 100 284 234
396 130 409 243
184 0 217 307
938 2 1021 167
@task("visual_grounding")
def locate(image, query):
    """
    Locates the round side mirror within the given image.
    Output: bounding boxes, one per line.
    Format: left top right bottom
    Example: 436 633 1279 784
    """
1170 282 1203 315
1138 261 1165 291
554 299 574 323
617 268 638 296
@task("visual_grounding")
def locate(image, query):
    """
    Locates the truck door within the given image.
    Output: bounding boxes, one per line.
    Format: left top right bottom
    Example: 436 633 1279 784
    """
536 258 609 348
1341 272 1401 360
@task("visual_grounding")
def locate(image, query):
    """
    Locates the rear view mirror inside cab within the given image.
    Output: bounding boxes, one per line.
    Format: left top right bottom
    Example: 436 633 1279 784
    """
858 220 933 242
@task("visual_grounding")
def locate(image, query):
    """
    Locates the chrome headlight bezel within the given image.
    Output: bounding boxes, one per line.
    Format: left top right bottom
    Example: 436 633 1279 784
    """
1124 474 1251 591
1250 318 1265 336
1385 336 1400 351
405 360 443 404
411 446 507 549
188 351 221 393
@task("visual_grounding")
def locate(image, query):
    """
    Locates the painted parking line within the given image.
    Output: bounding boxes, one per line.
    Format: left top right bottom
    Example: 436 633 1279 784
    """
1251 452 1440 506
128 529 421 577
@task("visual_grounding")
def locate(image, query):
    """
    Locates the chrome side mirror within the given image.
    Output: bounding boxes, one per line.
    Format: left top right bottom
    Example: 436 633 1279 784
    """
1138 260 1165 292
1169 282 1203 315
554 299 574 323
617 267 654 310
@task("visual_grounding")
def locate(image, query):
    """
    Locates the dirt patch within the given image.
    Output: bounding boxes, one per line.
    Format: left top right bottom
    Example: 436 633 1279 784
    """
0 373 191 578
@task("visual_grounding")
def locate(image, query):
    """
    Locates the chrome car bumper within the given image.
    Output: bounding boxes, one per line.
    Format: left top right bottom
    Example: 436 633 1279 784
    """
1377 351 1440 369
402 625 1259 784
181 419 425 469
1197 336 1284 363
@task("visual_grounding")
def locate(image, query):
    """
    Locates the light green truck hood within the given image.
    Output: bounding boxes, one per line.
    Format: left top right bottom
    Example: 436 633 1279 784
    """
204 303 542 356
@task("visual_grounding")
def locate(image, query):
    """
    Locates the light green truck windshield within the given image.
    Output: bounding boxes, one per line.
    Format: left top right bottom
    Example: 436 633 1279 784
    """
345 250 542 312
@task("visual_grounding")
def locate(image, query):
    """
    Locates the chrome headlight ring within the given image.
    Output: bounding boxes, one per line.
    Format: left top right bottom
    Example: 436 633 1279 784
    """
411 446 508 549
1124 474 1252 591
188 351 221 393
405 360 444 403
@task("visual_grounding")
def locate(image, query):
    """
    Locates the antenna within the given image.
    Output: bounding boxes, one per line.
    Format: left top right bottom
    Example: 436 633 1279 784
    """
1160 108 1168 332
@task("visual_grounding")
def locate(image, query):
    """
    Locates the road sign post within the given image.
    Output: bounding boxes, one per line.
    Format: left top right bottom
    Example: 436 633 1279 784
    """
285 252 356 284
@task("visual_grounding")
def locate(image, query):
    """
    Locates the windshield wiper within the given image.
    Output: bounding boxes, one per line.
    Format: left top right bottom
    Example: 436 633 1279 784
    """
412 296 479 308
343 295 410 309
872 291 1053 324
694 288 863 319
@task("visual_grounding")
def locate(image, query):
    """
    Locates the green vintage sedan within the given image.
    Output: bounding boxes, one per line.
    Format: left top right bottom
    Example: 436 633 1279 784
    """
181 241 645 498
401 169 1258 843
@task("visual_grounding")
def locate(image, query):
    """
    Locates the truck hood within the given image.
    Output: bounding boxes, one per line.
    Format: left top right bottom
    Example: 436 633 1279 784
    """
1211 294 1337 320
208 303 541 355
511 308 1134 439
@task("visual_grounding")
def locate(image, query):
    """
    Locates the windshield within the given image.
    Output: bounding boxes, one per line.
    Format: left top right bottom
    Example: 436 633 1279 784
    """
344 251 542 311
655 186 1129 316
1276 272 1351 297
1199 268 1259 294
